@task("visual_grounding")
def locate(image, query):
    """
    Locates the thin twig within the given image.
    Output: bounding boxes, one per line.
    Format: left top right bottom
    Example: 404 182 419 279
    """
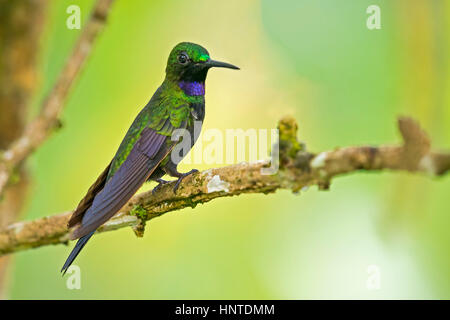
0 116 448 257
0 0 115 197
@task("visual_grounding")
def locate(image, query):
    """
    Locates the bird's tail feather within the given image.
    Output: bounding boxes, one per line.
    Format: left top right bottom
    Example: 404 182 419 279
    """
61 231 95 275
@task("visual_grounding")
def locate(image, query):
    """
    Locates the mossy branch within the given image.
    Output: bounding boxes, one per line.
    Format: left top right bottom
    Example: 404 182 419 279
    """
0 116 448 256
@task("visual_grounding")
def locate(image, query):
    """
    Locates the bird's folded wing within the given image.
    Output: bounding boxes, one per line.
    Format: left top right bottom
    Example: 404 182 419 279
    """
70 127 174 239
68 161 112 228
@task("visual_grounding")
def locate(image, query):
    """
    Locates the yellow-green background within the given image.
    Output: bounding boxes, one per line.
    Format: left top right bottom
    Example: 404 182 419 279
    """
7 0 450 299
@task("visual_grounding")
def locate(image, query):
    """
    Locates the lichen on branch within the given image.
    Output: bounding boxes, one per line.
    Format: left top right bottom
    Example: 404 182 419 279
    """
0 116 448 257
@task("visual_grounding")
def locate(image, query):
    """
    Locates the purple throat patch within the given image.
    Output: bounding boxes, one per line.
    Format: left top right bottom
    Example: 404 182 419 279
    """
179 81 205 96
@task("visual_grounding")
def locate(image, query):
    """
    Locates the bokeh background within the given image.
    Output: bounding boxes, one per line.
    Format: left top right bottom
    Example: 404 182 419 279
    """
5 0 450 299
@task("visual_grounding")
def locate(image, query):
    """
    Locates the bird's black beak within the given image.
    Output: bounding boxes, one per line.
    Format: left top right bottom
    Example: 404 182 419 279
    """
205 59 240 70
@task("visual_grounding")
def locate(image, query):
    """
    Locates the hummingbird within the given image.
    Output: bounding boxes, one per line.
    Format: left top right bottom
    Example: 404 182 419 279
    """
61 42 239 274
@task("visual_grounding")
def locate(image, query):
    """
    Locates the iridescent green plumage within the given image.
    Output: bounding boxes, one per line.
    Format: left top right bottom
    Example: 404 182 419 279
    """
108 43 213 178
108 78 201 179
62 42 238 274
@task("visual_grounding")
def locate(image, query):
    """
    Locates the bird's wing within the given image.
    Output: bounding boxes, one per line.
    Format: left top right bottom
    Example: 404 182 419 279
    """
68 104 157 230
70 125 179 239
68 162 112 228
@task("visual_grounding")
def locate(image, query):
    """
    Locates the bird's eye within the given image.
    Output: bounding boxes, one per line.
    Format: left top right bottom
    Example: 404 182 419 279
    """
178 53 189 64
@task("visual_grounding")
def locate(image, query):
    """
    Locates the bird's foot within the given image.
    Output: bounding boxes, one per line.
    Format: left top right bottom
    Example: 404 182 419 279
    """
152 178 170 195
173 169 198 194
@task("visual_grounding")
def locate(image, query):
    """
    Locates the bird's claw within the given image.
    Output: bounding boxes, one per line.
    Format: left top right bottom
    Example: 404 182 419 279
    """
173 169 198 194
152 179 170 195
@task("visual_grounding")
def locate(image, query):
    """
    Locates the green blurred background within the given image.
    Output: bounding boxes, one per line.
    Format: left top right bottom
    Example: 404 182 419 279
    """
7 0 450 299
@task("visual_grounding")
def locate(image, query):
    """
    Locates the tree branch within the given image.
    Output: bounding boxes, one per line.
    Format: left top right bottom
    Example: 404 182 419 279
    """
0 0 115 197
0 116 448 257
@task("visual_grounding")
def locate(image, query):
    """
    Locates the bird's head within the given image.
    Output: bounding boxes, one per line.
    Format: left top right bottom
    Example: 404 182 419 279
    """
165 42 239 82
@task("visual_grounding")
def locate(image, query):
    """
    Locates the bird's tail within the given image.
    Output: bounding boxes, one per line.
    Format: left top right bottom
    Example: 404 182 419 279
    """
61 231 95 275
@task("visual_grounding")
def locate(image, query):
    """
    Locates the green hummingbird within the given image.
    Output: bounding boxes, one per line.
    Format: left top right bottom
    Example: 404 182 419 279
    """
61 42 239 273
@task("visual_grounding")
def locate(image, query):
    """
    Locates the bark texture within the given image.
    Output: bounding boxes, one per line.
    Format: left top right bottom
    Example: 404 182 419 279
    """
0 116 448 257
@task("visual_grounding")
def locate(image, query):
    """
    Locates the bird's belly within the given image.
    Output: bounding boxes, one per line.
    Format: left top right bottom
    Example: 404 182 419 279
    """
165 119 203 167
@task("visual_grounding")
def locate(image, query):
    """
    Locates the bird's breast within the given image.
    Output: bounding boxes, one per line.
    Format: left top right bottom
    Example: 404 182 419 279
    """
190 101 205 121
